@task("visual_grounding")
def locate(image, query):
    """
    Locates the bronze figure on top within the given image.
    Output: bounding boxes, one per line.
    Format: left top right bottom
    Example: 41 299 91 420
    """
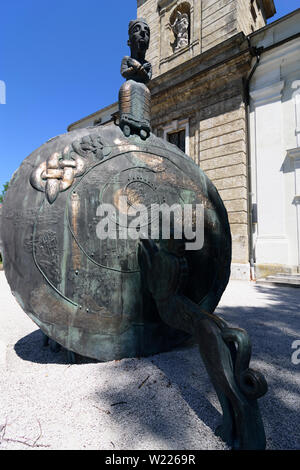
119 18 152 139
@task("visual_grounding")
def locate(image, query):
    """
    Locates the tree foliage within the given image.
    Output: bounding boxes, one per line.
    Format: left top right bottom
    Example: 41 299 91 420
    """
0 182 9 203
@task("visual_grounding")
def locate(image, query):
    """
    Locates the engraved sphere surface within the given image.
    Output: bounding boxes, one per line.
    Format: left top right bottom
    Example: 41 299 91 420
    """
1 123 231 361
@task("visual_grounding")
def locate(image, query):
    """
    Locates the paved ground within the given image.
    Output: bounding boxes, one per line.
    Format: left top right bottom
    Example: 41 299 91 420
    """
0 271 299 450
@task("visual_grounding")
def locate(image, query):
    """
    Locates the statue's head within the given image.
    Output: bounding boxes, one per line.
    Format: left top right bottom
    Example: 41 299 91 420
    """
178 13 189 29
128 18 150 56
173 11 189 32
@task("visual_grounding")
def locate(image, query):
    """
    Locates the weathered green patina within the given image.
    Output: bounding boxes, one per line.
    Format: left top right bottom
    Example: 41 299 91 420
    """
1 17 268 450
2 124 230 360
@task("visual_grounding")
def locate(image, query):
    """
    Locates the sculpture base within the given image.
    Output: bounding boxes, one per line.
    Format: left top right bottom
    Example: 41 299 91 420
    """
36 315 189 362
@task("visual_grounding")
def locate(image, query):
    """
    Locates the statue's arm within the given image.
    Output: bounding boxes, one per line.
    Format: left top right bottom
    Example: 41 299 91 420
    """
128 58 151 82
121 56 152 83
121 56 135 79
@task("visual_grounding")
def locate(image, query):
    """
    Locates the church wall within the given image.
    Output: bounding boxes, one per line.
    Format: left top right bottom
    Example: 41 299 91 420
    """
201 0 238 52
237 0 266 36
200 100 249 267
137 0 161 77
249 11 300 277
136 0 277 278
138 1 270 78
201 0 268 52
150 61 250 267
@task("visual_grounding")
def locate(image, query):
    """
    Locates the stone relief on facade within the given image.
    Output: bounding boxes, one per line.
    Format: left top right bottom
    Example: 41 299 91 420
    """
171 11 189 52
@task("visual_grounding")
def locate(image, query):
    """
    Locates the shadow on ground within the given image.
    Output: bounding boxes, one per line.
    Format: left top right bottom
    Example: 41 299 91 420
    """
14 329 97 365
214 284 300 450
91 284 300 450
13 283 300 449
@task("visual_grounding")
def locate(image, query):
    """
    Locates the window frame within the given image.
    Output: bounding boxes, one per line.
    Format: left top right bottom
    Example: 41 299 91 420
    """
162 118 190 155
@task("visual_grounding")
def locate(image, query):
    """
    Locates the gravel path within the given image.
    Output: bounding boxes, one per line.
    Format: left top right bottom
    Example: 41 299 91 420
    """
0 271 299 450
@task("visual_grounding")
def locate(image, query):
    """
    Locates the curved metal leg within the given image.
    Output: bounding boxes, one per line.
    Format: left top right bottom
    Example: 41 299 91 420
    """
195 319 266 449
137 239 268 450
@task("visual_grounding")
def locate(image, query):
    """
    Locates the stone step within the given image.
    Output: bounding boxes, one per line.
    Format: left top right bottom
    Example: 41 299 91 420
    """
268 272 300 278
256 273 300 288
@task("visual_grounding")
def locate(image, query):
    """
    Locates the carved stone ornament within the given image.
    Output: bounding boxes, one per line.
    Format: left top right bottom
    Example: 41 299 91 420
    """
30 145 86 204
171 11 189 52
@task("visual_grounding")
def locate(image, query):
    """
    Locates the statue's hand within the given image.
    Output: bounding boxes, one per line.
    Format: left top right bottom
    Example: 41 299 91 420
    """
143 62 151 72
128 58 141 70
138 239 188 302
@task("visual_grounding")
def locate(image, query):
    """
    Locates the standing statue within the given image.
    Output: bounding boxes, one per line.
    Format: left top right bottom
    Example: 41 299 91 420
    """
119 18 152 140
171 11 189 51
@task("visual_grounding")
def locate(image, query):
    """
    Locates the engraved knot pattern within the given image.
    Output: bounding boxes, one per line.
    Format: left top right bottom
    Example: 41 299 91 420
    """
30 145 86 204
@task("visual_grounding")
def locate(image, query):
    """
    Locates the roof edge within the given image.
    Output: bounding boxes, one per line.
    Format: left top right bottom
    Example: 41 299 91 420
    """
67 101 118 131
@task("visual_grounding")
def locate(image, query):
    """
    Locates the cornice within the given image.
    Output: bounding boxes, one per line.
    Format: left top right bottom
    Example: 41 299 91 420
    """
67 102 118 131
287 147 300 160
158 0 177 10
250 81 284 106
255 37 300 74
149 33 251 96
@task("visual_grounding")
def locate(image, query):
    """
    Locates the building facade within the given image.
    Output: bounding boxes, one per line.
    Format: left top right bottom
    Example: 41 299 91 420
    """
138 0 272 79
139 0 276 280
69 1 294 280
249 10 300 278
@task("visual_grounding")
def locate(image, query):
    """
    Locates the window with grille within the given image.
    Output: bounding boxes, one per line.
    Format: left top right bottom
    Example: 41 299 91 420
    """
167 129 186 152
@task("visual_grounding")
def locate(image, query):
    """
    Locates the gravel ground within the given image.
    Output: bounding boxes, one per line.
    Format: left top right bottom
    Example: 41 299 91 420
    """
0 271 299 450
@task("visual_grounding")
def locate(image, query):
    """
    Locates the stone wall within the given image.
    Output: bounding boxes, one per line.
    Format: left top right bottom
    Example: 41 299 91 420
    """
200 102 249 264
201 0 238 52
138 0 269 77
135 0 273 273
249 11 300 277
149 38 251 265
201 0 267 52
137 0 161 77
237 0 266 36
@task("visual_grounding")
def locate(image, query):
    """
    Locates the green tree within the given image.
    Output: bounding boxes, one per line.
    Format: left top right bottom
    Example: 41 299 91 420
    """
0 182 9 203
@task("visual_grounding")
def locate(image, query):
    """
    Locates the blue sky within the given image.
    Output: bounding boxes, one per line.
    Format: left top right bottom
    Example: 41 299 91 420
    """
0 0 299 191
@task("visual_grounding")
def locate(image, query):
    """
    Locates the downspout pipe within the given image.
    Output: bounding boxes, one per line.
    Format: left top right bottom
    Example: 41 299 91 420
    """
244 38 264 280
245 39 264 106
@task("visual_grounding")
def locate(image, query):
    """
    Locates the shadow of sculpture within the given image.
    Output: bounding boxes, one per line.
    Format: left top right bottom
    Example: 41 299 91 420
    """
13 282 300 449
90 283 299 450
14 329 97 365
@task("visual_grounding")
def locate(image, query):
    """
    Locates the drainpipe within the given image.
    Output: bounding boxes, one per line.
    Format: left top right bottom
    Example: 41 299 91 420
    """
244 38 264 281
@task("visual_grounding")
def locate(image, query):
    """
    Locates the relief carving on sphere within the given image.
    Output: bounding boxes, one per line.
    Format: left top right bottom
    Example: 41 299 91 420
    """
30 145 86 204
72 133 110 160
25 230 62 285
